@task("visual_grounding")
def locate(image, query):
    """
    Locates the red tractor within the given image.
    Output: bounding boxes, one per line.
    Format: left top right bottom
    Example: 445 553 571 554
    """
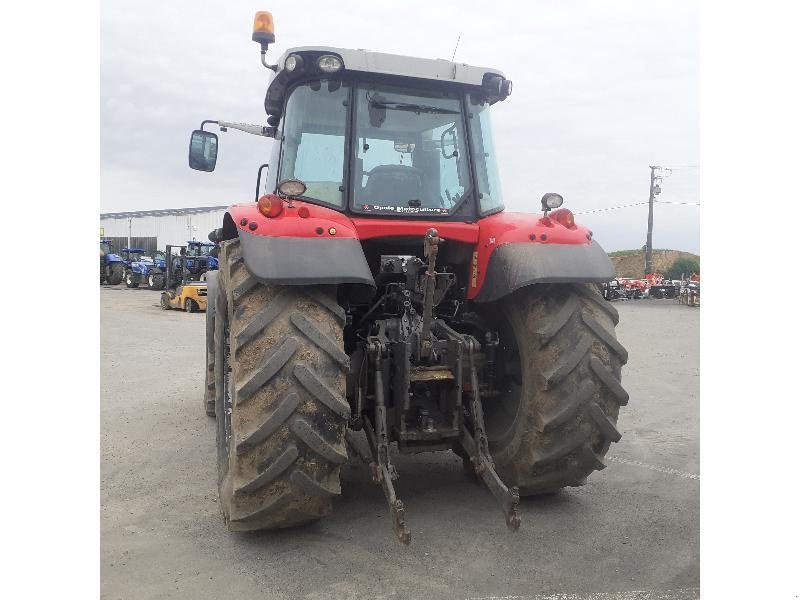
190 11 628 543
618 277 648 299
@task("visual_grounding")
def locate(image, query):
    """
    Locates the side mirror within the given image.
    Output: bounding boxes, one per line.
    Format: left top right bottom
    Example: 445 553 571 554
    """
188 130 218 172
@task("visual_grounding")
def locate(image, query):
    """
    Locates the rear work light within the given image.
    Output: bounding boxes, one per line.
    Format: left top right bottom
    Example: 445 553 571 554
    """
257 194 284 218
541 193 564 211
317 55 343 73
550 208 575 228
285 54 304 72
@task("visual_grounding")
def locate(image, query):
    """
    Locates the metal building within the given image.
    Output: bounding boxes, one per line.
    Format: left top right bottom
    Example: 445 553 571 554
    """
99 206 228 254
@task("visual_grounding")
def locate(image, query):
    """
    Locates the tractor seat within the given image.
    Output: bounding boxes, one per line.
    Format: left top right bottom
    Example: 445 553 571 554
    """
363 165 424 206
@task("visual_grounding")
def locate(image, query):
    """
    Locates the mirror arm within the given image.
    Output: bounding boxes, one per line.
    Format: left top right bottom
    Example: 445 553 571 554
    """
200 120 219 132
216 120 276 138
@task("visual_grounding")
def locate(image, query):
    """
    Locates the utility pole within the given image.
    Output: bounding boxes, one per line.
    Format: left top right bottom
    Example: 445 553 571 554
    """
645 165 659 275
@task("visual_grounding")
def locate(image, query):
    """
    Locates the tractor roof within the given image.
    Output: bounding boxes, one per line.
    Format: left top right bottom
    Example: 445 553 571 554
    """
123 248 146 252
188 241 214 246
265 46 507 116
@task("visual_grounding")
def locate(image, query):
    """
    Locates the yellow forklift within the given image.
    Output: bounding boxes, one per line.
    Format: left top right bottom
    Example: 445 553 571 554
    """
160 244 209 312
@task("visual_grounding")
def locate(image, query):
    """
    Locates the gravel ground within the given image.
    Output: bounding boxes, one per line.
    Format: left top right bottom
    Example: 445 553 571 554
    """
101 288 699 600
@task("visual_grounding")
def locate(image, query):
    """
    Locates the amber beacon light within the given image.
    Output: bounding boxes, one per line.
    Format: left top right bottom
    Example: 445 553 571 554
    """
252 11 275 46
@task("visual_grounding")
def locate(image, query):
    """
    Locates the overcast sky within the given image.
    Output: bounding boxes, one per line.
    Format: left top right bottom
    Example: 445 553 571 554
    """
100 0 699 253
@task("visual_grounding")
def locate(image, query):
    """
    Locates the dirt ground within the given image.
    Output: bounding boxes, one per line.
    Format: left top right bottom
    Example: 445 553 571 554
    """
609 250 700 279
101 288 699 600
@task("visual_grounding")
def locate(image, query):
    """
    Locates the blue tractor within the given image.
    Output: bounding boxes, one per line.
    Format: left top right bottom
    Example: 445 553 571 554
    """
127 250 168 289
182 241 218 281
100 239 125 285
120 248 146 288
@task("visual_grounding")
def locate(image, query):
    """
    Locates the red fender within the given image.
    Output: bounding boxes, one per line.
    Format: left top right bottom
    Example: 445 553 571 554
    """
469 211 596 300
224 200 610 298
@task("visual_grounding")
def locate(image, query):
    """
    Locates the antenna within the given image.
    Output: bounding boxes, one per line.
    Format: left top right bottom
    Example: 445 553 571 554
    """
451 34 462 62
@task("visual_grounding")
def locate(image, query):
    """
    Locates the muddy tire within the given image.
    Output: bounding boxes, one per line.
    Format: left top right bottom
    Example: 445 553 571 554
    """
107 263 124 285
125 270 140 288
148 272 165 290
481 283 629 495
185 298 197 313
214 239 349 531
204 271 218 417
160 292 171 310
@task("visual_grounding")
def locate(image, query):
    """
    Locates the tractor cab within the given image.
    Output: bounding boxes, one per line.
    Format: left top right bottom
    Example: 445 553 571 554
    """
264 48 510 222
184 241 219 274
190 45 511 223
100 239 121 261
120 248 146 265
153 250 167 268
186 241 214 257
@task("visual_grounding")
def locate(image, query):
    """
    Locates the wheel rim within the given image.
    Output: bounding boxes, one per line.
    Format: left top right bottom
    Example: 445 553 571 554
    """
149 274 154 286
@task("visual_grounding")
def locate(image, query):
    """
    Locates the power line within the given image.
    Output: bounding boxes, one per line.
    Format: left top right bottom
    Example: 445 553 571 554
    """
574 199 700 215
654 200 701 206
450 34 461 61
573 201 648 215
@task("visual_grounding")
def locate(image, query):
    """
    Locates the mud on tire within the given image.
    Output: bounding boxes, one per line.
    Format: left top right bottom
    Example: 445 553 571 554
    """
482 283 629 495
125 270 139 288
148 272 165 290
214 239 349 531
107 263 124 285
204 271 217 417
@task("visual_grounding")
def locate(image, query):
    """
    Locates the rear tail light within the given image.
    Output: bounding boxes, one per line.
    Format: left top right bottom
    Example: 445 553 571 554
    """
257 194 284 218
550 208 575 228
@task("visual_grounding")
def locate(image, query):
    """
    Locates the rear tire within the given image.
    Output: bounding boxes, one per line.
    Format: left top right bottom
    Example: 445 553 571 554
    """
204 272 218 417
481 283 629 495
125 270 140 288
214 239 349 531
148 273 165 290
107 263 124 285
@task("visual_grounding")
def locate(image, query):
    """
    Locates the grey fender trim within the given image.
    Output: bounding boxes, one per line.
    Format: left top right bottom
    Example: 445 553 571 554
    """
237 229 375 287
474 240 615 303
